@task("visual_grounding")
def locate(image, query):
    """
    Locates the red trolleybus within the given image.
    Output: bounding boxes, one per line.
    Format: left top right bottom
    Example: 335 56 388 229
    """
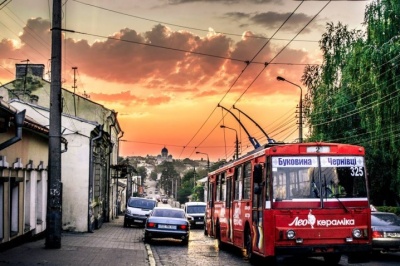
205 142 371 264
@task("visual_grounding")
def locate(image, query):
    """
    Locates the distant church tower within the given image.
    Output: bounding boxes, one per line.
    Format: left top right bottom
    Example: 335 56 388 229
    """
157 146 173 164
161 146 168 158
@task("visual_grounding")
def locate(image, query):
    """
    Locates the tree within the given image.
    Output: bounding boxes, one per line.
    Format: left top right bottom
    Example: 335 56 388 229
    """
136 166 147 184
302 0 400 206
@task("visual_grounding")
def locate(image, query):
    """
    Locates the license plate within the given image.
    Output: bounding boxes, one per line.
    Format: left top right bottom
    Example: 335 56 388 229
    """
134 220 143 223
195 221 204 224
158 224 177 229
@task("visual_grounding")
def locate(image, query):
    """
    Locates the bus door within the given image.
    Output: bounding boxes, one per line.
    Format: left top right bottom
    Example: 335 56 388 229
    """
251 161 265 254
225 173 233 242
232 165 244 247
206 176 215 237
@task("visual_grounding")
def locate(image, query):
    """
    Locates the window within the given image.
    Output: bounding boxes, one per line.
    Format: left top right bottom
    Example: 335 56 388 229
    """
10 179 19 236
243 163 251 200
234 166 242 200
216 174 221 201
221 173 226 201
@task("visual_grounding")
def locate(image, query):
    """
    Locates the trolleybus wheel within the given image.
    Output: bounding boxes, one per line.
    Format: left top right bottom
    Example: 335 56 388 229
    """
216 223 225 250
323 254 341 265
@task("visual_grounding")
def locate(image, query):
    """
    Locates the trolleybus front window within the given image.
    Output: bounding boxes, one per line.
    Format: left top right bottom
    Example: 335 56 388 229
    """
271 156 367 203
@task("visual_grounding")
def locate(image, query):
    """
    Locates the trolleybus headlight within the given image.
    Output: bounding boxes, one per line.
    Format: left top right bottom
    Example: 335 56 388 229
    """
286 230 296 239
352 228 362 238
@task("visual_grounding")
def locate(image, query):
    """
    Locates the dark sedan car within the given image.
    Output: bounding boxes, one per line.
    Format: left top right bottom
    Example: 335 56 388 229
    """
371 211 400 253
144 207 190 245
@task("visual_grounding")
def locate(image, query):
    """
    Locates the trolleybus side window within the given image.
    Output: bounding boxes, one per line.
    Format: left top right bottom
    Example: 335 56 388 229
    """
234 166 242 200
243 162 251 200
216 173 226 202
216 174 221 201
226 177 232 208
221 173 226 202
208 181 214 207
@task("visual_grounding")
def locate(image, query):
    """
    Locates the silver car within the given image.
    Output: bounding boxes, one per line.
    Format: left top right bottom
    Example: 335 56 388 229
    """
371 211 400 253
144 207 190 245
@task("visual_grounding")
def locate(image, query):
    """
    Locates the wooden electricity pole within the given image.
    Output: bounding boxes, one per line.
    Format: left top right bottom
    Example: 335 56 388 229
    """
46 0 62 249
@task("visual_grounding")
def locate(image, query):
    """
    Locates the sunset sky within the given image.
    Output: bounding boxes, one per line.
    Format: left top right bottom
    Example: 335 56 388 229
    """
0 0 372 162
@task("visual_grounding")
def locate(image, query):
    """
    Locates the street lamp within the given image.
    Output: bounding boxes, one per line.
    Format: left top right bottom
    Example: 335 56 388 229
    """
277 76 303 143
196 151 210 171
220 125 239 159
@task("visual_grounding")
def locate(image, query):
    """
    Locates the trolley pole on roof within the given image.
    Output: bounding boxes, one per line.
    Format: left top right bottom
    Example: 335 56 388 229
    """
232 105 275 144
218 104 260 149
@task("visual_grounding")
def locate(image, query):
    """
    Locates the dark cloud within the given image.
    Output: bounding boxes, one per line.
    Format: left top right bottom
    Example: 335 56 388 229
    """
167 0 280 4
226 11 316 33
3 16 311 103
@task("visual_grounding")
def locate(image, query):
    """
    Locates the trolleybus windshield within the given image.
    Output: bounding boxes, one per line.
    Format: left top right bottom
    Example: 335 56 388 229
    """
271 156 367 201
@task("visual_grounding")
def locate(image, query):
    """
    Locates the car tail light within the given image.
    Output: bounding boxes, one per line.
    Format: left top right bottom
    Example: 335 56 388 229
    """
372 230 383 238
147 222 156 228
179 224 188 230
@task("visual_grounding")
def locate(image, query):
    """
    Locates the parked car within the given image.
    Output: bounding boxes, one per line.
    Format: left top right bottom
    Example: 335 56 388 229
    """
183 202 206 228
124 197 157 228
371 211 400 253
144 207 190 245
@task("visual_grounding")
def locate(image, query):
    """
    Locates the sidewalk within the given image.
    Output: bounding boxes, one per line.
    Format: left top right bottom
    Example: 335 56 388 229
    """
0 217 154 266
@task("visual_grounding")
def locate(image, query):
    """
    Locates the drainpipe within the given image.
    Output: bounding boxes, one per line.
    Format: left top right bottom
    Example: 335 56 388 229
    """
88 124 103 232
106 115 115 222
0 110 25 150
116 131 124 218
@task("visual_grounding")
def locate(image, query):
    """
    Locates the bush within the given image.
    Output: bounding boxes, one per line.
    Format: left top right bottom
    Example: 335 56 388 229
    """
375 206 400 216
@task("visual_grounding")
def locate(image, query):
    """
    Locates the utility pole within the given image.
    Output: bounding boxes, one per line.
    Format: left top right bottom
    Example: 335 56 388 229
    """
46 0 62 249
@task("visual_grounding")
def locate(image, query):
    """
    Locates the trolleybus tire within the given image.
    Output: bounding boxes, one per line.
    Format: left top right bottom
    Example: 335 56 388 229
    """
216 223 226 250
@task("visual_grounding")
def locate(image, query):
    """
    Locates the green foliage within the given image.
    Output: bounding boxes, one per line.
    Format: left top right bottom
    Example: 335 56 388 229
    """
302 0 400 206
375 206 400 216
191 185 205 202
12 75 44 93
136 166 147 183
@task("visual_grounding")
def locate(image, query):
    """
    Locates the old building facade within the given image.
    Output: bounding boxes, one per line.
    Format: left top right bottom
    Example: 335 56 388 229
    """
0 63 124 248
0 101 51 249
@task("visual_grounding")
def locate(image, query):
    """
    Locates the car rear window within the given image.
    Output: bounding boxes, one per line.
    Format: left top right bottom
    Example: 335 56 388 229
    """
153 209 185 219
372 213 400 226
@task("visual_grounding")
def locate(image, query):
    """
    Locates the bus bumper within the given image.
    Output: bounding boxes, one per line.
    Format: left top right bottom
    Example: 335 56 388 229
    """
275 243 372 256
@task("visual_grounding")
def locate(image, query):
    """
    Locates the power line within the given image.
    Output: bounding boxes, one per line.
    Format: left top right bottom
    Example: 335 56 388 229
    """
72 0 319 44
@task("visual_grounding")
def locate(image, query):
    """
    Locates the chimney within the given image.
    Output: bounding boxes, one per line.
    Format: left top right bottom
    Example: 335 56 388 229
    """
15 64 45 79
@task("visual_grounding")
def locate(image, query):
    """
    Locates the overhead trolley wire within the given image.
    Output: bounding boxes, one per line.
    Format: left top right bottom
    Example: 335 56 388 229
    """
183 1 308 159
72 0 318 44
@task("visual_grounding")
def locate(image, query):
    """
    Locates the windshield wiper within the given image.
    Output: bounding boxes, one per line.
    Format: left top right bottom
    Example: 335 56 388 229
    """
323 177 349 213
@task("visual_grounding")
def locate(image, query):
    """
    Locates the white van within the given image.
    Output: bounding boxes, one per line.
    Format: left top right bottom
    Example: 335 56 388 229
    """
184 202 206 228
124 197 157 227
